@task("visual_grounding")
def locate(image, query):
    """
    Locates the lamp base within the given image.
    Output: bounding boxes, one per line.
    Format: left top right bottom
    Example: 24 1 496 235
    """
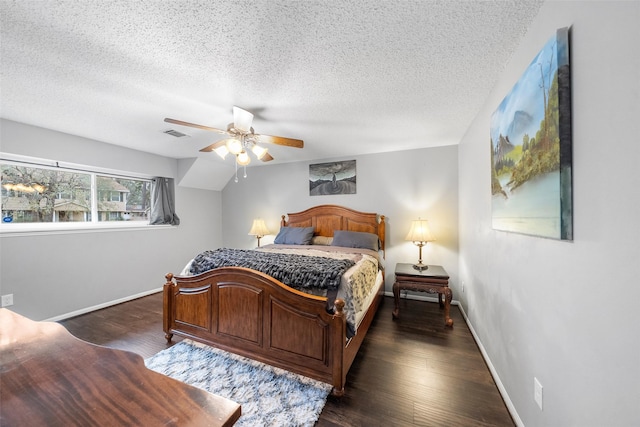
412 263 429 271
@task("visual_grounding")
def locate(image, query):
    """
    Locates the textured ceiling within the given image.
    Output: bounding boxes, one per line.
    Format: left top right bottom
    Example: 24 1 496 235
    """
0 0 543 189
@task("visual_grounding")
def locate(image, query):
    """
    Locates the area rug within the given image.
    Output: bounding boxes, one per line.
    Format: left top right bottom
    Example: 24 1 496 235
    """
145 339 332 427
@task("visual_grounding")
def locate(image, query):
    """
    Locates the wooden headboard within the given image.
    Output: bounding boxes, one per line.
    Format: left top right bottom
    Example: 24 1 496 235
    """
281 205 386 257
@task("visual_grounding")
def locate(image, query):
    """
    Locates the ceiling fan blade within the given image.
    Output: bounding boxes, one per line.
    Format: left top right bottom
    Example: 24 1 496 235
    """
256 134 304 148
199 139 229 152
261 152 274 162
164 118 227 134
232 106 253 133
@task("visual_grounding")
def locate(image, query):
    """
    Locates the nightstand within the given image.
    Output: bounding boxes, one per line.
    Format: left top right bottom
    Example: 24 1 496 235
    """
392 263 453 327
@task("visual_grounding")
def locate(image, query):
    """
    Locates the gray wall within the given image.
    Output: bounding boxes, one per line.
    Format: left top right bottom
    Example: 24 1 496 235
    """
1 119 460 318
0 119 223 320
458 1 640 426
220 146 459 296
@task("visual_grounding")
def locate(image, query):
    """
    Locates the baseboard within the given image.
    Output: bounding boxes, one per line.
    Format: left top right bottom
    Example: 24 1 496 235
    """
386 292 522 426
45 287 163 322
457 304 523 427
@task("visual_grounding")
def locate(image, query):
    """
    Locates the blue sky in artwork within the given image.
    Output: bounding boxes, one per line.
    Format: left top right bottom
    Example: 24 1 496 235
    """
491 32 559 149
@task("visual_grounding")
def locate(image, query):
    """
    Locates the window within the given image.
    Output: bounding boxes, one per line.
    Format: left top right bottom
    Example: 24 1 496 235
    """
95 175 150 222
1 161 151 227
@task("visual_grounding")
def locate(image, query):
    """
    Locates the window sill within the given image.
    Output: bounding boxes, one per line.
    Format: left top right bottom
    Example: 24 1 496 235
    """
0 222 175 237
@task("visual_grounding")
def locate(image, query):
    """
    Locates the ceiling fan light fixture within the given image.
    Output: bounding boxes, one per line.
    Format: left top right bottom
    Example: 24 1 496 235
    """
226 138 243 155
213 145 229 159
251 144 268 160
236 150 251 166
233 106 254 133
166 107 304 183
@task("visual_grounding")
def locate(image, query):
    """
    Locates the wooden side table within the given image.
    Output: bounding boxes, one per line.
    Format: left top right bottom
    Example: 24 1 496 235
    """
392 263 453 327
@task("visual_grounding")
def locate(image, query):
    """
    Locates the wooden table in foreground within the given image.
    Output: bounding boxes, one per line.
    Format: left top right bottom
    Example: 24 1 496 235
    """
392 263 453 327
0 308 241 427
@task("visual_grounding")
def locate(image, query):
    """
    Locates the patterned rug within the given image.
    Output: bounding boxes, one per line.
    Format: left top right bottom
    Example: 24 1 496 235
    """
145 339 332 427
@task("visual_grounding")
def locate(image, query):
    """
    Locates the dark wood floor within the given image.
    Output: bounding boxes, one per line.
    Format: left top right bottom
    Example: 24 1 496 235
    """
61 294 514 426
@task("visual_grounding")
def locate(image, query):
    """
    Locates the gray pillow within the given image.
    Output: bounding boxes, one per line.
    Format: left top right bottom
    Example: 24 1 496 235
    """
274 226 315 245
332 230 379 251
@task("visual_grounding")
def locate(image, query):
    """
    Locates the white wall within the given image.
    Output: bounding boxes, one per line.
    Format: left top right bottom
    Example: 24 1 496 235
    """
458 1 640 426
221 146 459 296
0 120 223 320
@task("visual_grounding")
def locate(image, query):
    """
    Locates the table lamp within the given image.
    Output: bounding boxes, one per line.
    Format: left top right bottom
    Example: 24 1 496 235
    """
248 218 270 247
405 218 436 271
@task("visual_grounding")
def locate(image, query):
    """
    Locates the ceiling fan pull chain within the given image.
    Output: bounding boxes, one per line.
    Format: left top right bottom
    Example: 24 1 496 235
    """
234 159 239 183
243 165 247 179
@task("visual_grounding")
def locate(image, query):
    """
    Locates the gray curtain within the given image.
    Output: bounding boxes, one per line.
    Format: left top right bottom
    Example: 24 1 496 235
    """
150 177 180 225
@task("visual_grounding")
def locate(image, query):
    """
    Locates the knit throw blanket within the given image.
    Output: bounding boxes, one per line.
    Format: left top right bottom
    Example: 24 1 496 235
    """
189 248 355 291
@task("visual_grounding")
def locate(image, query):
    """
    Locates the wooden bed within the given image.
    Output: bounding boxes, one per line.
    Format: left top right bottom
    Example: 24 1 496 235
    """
163 205 386 396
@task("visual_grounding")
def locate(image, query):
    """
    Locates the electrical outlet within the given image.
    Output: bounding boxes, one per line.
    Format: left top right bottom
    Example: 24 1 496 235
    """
1 294 14 307
534 377 543 410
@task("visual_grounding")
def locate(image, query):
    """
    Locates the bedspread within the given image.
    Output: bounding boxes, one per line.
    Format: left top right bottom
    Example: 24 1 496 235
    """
257 245 379 336
189 248 355 291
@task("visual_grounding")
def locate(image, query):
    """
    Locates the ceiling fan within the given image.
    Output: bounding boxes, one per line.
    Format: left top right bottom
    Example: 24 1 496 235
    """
164 106 303 168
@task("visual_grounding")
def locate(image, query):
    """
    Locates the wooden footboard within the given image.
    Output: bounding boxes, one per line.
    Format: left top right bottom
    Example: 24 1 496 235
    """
164 267 353 395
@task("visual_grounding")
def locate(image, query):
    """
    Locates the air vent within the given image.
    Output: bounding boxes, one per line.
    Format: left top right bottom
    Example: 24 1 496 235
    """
163 129 188 138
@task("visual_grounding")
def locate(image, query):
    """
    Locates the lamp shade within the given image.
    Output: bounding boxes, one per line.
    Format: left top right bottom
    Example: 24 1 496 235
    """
236 150 251 166
213 144 229 159
233 106 254 132
248 219 270 237
251 144 268 160
226 138 243 155
405 219 436 243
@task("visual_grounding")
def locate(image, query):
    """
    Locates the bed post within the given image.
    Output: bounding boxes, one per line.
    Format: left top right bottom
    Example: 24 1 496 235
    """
163 273 174 343
379 215 386 258
331 299 347 397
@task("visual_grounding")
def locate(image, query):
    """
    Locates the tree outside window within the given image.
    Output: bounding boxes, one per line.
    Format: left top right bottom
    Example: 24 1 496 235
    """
1 163 150 224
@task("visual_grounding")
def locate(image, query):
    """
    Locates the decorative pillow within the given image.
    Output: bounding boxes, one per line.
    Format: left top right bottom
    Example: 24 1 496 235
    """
311 236 333 246
332 230 379 251
274 226 315 245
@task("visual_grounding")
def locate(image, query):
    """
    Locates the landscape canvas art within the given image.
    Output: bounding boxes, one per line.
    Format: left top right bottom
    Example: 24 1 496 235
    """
491 27 572 240
309 160 356 196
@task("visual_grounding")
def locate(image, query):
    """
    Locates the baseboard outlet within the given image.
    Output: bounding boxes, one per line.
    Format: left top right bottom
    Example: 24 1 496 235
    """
45 288 163 322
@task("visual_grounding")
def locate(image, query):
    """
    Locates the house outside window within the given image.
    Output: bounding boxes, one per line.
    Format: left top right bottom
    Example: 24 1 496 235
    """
1 162 151 225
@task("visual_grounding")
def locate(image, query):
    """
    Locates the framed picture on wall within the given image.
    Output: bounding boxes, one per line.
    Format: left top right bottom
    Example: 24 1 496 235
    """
490 27 573 240
309 160 356 196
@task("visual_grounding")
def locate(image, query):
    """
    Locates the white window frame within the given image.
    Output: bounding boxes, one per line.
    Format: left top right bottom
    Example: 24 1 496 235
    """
0 154 171 236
